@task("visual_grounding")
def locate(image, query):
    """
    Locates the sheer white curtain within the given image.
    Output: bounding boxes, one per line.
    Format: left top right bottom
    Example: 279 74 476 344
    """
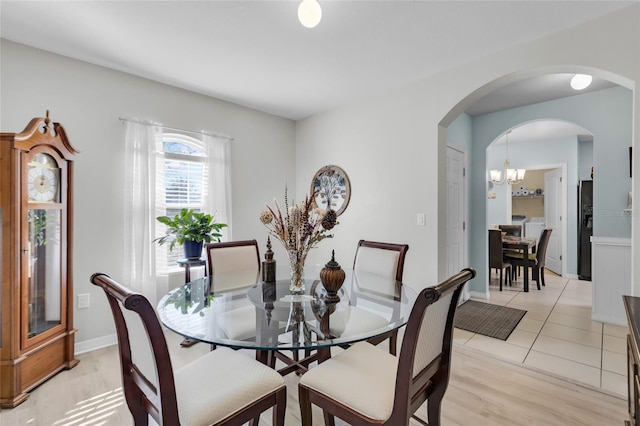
123 118 164 302
203 133 233 241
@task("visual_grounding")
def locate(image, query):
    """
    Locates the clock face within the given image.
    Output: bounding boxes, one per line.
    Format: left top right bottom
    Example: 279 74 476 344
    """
27 153 59 202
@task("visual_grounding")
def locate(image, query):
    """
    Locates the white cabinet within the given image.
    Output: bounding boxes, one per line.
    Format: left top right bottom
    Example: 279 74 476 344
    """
591 236 631 326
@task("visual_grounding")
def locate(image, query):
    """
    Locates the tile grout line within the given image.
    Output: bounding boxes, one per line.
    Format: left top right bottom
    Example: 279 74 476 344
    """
518 275 569 366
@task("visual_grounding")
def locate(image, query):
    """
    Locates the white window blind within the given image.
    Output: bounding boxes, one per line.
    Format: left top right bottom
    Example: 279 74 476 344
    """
158 134 207 269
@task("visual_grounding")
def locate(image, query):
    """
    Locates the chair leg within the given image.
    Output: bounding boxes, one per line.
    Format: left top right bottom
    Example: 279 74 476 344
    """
499 268 503 291
323 410 336 426
389 330 398 356
426 373 447 426
541 268 546 286
273 387 286 426
298 385 313 426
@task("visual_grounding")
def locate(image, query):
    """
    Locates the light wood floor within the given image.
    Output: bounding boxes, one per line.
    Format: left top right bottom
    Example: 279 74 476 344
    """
0 330 628 425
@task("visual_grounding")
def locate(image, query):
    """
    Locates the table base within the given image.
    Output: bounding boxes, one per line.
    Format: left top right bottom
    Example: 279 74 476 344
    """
256 347 331 376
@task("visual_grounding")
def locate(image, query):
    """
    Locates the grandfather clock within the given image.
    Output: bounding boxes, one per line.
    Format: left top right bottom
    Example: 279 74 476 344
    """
0 112 79 408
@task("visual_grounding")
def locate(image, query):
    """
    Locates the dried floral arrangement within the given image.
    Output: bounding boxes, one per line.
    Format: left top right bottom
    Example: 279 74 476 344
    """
260 188 338 267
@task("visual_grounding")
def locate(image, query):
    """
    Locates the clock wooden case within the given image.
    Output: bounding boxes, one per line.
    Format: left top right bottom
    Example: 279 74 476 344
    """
0 112 79 408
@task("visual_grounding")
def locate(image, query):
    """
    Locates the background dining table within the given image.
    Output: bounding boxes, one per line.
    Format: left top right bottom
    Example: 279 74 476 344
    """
501 235 537 292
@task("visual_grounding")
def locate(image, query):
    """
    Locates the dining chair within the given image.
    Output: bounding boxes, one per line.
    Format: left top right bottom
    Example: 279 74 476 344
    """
505 228 553 290
204 239 261 348
298 268 476 426
498 224 523 277
489 229 512 291
205 239 261 290
91 273 286 426
348 239 409 355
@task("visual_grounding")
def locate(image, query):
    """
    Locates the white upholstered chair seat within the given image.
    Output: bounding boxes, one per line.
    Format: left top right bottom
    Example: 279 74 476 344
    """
175 347 285 425
299 341 397 421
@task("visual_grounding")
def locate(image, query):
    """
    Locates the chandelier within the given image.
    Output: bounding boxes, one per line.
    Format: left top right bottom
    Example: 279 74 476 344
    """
490 131 526 186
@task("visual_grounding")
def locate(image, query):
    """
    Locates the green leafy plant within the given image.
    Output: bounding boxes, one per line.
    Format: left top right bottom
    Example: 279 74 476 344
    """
154 208 227 251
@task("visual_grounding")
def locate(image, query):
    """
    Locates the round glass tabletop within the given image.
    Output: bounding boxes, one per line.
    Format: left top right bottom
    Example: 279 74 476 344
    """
157 269 417 351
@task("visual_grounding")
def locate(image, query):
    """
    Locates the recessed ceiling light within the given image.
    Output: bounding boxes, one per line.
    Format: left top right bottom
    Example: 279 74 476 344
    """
298 0 322 28
570 74 593 90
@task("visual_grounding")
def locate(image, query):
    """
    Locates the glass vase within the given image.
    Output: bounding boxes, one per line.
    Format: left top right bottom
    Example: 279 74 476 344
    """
288 250 306 294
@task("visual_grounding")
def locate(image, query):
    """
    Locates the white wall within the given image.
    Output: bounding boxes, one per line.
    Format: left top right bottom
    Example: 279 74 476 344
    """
2 4 639 347
296 5 640 296
0 40 296 347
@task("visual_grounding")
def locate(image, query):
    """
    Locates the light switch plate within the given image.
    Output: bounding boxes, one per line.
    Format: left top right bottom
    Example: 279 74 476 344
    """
78 293 90 309
417 213 426 226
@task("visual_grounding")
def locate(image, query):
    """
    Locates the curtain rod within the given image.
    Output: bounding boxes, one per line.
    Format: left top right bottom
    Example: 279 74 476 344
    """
118 116 234 141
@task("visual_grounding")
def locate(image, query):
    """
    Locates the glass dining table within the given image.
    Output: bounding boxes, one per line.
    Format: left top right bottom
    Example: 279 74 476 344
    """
157 268 417 375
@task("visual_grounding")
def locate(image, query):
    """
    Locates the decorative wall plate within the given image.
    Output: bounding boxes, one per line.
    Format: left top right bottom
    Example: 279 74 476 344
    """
310 165 351 216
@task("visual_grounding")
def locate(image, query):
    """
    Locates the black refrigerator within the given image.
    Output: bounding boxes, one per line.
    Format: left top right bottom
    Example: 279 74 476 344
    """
578 180 593 280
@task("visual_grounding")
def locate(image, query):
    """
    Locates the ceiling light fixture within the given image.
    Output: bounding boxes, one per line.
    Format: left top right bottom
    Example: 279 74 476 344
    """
298 0 322 28
490 131 526 186
570 74 592 90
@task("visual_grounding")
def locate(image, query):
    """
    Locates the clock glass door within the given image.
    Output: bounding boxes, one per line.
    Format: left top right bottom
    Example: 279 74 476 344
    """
26 209 62 338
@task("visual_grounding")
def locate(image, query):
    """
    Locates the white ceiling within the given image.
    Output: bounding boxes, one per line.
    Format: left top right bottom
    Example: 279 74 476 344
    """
0 0 634 122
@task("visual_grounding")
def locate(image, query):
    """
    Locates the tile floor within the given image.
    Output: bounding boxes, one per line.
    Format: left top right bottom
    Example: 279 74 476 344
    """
454 269 628 398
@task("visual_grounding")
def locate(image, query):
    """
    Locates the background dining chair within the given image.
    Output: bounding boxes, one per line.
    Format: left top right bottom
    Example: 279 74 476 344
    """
91 273 286 426
298 268 476 426
489 229 512 291
505 228 553 290
205 239 261 290
498 224 523 278
204 239 262 348
347 239 409 355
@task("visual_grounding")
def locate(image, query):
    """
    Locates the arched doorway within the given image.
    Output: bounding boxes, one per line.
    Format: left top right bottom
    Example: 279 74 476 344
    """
440 68 634 298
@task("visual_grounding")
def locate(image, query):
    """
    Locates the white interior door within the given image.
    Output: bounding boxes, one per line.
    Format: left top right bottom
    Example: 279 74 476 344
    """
446 147 466 297
544 168 563 274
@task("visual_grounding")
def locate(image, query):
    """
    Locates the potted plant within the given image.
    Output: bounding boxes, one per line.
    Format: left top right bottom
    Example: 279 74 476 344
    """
154 208 228 259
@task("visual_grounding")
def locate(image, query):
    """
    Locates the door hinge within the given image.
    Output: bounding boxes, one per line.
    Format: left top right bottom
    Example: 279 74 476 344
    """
463 167 466 177
463 221 466 230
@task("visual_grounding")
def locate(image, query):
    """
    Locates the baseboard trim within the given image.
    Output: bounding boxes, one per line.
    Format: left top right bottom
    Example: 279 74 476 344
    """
468 290 489 300
75 334 117 355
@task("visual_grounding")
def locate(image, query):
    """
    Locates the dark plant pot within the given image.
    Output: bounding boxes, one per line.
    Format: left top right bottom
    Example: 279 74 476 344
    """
183 240 203 259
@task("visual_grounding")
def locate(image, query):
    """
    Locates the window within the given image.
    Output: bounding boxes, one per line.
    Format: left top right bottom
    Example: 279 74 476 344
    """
159 133 207 268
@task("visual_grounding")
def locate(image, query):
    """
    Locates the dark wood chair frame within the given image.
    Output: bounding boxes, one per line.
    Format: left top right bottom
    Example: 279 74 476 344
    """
91 273 286 426
506 228 553 290
489 229 512 291
352 239 410 355
298 268 476 426
498 224 523 277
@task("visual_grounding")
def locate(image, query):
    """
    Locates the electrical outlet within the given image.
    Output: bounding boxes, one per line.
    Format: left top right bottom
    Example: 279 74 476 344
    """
77 293 90 309
417 213 426 226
